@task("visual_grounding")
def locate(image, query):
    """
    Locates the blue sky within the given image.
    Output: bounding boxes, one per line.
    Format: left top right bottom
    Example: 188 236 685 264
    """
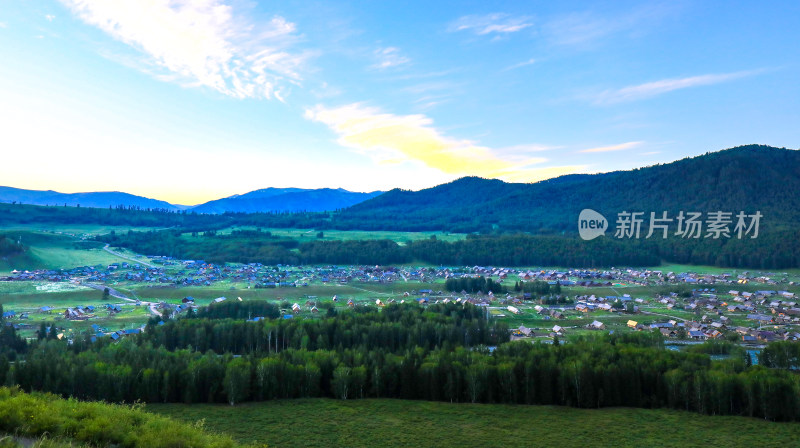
0 1 798 205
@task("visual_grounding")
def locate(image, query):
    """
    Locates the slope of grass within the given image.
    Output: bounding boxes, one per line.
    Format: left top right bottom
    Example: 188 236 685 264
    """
262 228 465 244
0 387 249 448
149 398 800 448
0 232 120 275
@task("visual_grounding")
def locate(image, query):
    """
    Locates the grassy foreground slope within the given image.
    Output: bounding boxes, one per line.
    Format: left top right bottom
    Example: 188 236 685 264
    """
150 398 800 448
0 231 120 275
0 387 249 448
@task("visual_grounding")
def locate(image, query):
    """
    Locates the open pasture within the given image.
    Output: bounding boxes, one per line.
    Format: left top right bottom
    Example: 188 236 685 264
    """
148 398 800 448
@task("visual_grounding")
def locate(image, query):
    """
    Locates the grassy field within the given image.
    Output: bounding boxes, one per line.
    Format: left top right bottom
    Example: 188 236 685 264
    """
0 224 159 236
261 228 465 244
148 398 800 448
125 282 427 304
0 231 120 275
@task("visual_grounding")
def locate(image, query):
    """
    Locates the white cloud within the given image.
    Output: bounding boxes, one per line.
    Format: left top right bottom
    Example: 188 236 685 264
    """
0 22 7 29
543 4 678 47
579 141 643 153
372 47 410 70
592 70 762 104
45 14 56 22
305 103 584 182
449 13 532 36
503 58 536 71
60 0 309 100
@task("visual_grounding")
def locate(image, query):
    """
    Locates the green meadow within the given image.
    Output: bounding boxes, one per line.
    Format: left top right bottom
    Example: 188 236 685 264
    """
262 227 465 244
149 398 800 448
0 231 120 275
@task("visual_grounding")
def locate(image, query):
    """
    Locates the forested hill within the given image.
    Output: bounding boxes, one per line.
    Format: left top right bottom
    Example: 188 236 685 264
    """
337 145 800 233
191 188 383 214
0 186 182 211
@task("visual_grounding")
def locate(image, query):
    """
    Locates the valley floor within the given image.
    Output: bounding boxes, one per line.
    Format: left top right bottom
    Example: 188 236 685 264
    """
148 398 800 448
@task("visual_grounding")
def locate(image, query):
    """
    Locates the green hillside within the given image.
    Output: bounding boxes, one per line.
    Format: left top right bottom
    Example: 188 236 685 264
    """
339 145 800 233
0 232 120 275
0 387 247 448
150 398 800 448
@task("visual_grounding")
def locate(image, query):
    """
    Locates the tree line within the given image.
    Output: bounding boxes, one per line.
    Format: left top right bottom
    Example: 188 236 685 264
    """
4 198 800 268
5 323 800 420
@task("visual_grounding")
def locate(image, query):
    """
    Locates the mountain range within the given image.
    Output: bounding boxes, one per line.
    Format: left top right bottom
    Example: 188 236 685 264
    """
0 187 181 211
190 188 383 214
2 144 797 231
332 144 800 233
0 186 382 214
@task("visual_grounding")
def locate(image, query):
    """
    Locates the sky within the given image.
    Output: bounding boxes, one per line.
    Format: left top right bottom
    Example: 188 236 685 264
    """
0 1 798 205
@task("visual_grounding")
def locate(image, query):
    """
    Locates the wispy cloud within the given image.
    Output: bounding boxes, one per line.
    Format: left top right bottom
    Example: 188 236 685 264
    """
45 14 56 22
503 58 536 71
60 0 310 101
305 103 584 182
371 47 410 70
449 13 532 36
579 141 643 153
592 70 762 104
543 4 678 47
0 22 6 29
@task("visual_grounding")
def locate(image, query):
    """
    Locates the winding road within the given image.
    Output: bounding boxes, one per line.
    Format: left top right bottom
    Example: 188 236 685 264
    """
83 283 161 317
102 244 155 268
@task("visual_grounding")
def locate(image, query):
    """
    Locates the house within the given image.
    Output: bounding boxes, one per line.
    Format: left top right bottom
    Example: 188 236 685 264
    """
64 308 87 320
507 306 521 315
516 326 533 336
291 303 301 313
688 330 708 340
587 320 605 330
747 314 773 323
552 325 564 336
627 320 639 329
660 328 677 337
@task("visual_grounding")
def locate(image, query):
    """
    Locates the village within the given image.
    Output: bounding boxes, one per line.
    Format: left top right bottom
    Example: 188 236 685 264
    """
3 251 800 355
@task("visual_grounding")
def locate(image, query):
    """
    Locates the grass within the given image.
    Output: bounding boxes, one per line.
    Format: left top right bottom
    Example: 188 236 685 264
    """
127 282 430 305
148 398 800 448
0 224 159 237
0 232 120 275
261 228 466 244
0 387 246 448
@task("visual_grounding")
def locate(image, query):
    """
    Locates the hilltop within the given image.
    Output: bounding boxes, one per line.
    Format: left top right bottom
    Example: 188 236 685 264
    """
336 145 800 233
191 187 383 214
0 186 382 215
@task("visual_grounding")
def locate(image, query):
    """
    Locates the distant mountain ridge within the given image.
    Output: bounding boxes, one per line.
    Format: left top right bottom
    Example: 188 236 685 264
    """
0 186 383 214
190 188 384 214
0 186 180 211
334 144 800 233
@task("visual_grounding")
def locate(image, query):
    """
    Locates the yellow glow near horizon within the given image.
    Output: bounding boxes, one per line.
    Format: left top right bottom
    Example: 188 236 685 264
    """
306 103 586 183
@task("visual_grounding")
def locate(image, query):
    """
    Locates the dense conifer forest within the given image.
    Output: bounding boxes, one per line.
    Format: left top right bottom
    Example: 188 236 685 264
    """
2 303 800 421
